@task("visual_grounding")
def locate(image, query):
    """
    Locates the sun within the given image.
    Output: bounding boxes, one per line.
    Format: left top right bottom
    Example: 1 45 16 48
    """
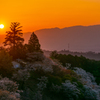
0 24 4 29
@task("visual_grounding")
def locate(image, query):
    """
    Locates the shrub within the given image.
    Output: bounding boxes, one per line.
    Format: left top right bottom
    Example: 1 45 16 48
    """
0 77 21 100
0 90 20 100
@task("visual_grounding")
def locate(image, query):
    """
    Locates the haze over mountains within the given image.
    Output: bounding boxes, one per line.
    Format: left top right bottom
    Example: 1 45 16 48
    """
24 25 100 53
1 25 100 53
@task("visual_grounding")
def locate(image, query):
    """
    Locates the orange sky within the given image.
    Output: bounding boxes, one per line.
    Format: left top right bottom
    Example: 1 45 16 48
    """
0 0 100 34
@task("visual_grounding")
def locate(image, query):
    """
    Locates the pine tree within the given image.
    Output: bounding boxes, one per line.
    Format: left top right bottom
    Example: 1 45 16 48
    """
3 22 24 49
28 32 41 52
3 22 24 59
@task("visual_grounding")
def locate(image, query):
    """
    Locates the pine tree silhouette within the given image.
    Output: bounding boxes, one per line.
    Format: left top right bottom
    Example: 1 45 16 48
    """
28 32 41 52
3 22 24 49
3 22 24 59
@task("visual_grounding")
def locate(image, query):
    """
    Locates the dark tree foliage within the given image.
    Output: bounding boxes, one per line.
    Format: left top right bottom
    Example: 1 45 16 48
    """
3 22 24 49
0 46 5 51
9 43 27 59
28 32 42 52
3 22 24 59
0 50 14 78
50 51 100 84
50 50 58 58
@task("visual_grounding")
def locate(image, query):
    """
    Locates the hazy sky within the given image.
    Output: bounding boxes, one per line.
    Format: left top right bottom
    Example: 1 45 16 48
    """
0 0 100 34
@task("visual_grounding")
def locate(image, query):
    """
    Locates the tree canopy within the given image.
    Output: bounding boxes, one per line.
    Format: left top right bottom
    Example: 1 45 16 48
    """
3 22 24 59
28 32 41 52
3 22 24 48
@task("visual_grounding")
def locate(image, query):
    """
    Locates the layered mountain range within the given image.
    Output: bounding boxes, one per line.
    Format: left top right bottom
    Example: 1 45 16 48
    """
1 25 100 52
24 25 100 52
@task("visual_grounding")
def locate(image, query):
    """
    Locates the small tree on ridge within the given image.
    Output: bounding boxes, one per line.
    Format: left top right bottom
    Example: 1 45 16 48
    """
28 32 41 52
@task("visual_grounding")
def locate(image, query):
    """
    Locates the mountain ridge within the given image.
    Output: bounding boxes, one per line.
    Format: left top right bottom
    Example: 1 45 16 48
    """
34 25 100 52
1 24 100 52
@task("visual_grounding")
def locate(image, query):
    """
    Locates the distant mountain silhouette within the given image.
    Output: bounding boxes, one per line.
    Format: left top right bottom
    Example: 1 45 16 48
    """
23 25 100 52
1 25 100 52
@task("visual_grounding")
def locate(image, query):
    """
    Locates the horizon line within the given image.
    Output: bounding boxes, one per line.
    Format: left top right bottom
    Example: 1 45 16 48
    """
23 24 100 33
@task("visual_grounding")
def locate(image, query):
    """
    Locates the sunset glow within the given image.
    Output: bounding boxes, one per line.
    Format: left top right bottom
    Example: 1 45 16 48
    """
0 0 100 33
0 24 4 29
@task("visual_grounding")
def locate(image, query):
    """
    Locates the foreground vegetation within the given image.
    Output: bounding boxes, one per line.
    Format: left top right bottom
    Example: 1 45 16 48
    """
50 51 100 84
0 22 100 100
1 49 100 100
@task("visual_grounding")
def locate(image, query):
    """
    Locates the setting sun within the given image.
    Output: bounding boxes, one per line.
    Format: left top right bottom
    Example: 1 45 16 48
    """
0 24 4 29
